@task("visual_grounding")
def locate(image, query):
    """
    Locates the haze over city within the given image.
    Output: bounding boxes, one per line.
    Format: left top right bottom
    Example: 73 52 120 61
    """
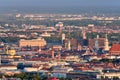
0 0 120 14
0 0 120 7
0 0 120 80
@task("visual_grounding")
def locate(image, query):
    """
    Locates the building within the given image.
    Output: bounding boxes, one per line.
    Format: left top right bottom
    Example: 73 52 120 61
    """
104 34 109 51
19 37 46 47
97 72 120 79
64 55 80 62
51 66 73 78
62 33 65 44
40 32 51 37
67 40 71 50
52 45 62 50
47 77 59 80
7 48 16 56
109 44 120 55
63 38 77 50
55 22 64 35
95 35 99 50
51 49 55 59
0 65 17 70
88 24 95 32
82 39 89 46
55 22 63 30
82 27 87 39
89 38 105 48
77 43 82 51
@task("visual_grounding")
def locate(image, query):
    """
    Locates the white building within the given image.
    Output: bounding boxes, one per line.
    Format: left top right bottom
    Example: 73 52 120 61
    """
51 66 73 78
40 32 51 37
0 65 17 70
97 72 120 79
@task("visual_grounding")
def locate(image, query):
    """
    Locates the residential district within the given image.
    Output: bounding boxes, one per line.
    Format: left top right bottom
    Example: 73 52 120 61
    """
0 16 120 80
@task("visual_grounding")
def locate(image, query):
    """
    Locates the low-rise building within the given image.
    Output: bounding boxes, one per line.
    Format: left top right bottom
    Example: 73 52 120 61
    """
19 37 46 47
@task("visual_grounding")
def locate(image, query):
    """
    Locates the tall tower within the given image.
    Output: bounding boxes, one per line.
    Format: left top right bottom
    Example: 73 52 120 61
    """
77 43 82 51
5 45 9 54
58 53 61 62
51 49 55 59
0 55 1 65
38 47 41 52
95 35 99 50
82 27 89 47
104 34 109 51
67 40 71 50
56 22 63 36
82 27 87 39
67 27 71 50
62 33 65 44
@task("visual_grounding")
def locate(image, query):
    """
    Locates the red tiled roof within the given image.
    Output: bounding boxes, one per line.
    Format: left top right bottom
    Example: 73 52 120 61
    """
74 67 94 71
110 44 120 52
47 77 59 80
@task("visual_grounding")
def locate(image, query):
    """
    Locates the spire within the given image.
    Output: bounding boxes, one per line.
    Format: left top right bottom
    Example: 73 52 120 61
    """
67 27 71 50
0 55 1 65
67 40 71 50
77 43 82 51
95 35 99 50
58 53 61 62
105 34 108 41
104 34 109 51
82 27 86 39
62 33 65 44
97 35 99 39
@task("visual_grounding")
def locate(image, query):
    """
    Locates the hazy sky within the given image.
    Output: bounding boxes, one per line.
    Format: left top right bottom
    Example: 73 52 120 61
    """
0 0 120 7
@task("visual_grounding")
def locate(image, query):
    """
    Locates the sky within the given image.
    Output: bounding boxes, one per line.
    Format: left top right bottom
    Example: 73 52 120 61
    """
0 0 120 7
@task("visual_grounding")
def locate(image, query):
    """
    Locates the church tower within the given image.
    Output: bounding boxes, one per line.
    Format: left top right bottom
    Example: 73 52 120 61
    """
0 55 1 65
67 27 71 50
95 35 99 50
77 43 82 51
62 33 65 44
51 49 55 59
104 34 109 51
67 40 71 50
58 53 61 62
82 27 87 39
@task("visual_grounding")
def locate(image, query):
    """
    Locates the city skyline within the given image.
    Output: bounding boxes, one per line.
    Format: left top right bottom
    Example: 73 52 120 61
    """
1 0 120 80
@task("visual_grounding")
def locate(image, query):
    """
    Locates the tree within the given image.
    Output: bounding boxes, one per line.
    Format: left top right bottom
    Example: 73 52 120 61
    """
13 73 25 80
33 73 41 80
113 76 119 80
60 77 65 80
